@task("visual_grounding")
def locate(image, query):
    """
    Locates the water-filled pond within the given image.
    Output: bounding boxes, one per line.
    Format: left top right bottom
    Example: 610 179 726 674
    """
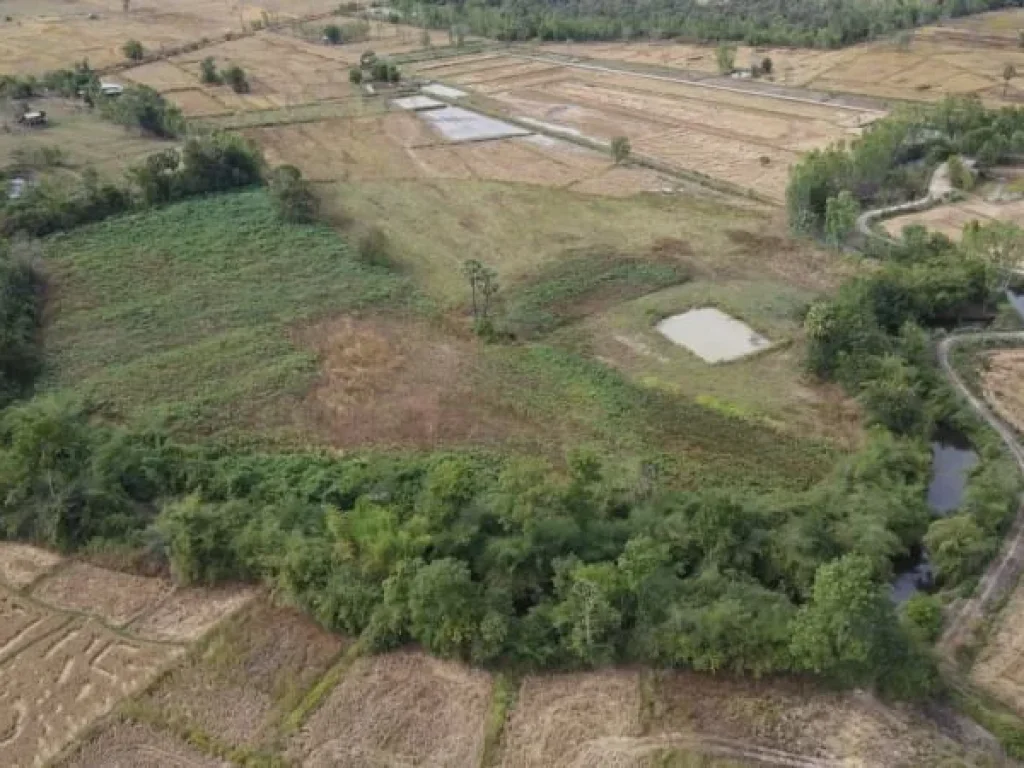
890 434 978 603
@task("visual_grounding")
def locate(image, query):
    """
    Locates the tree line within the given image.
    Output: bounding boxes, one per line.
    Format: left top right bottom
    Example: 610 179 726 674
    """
395 0 1020 48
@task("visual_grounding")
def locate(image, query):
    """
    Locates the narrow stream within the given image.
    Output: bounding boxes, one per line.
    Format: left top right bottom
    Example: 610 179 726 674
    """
890 435 978 603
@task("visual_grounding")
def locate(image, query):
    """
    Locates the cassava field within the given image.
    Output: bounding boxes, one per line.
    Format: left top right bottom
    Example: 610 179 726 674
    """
7 0 1024 765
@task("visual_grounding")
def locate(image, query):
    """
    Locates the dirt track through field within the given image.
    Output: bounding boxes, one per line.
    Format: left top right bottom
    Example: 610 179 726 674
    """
937 331 1024 657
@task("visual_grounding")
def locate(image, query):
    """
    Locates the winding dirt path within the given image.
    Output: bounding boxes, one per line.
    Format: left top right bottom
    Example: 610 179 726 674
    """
937 331 1024 656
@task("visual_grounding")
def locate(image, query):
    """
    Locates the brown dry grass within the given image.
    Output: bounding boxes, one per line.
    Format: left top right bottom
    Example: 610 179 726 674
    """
645 671 979 767
141 599 345 749
31 561 172 627
57 720 230 768
0 589 68 662
294 314 538 449
291 650 492 768
0 542 63 589
0 617 180 768
971 573 1024 717
127 585 257 643
982 349 1024 436
499 670 643 768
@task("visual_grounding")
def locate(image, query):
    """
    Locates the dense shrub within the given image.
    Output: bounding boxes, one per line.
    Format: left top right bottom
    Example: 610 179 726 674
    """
100 85 185 138
221 64 250 94
122 39 145 61
0 244 44 406
268 165 318 223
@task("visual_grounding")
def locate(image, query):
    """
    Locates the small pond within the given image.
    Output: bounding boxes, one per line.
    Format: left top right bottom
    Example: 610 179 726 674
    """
890 433 979 603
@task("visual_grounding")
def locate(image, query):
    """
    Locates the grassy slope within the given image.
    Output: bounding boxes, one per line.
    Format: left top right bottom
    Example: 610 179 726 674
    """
41 190 409 437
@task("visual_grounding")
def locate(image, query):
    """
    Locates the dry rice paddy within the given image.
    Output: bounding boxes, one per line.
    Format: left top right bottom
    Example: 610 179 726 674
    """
410 53 881 200
538 10 1024 106
981 349 1024 437
0 546 253 768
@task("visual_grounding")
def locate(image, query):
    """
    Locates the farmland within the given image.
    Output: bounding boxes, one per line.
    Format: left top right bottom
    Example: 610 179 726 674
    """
0 543 254 768
12 1 1024 766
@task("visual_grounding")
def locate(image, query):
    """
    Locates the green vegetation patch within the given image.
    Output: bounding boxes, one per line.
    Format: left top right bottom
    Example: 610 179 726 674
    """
41 190 409 436
503 248 692 339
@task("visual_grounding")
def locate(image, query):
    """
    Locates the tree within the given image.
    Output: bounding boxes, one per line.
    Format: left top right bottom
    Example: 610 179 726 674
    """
610 135 631 164
199 57 220 85
407 557 482 658
924 514 995 585
324 23 342 44
790 555 908 687
962 220 1024 295
761 56 773 76
824 190 858 250
946 154 973 191
716 43 736 74
462 259 499 333
552 559 622 665
269 165 318 223
122 39 144 61
348 66 363 85
222 64 249 93
1005 63 1018 96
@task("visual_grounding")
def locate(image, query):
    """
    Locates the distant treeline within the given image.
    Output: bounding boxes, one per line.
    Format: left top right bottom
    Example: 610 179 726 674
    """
397 0 1022 48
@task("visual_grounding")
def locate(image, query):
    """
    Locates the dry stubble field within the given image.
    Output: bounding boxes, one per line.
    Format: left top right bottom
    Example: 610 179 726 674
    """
538 9 1024 106
409 52 883 200
0 542 254 768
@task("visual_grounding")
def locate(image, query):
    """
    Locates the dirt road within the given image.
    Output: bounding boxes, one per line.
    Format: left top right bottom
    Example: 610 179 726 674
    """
937 331 1024 656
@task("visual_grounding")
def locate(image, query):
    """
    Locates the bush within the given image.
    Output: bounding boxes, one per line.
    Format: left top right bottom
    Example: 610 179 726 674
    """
222 64 250 94
324 23 342 44
269 165 318 224
100 85 185 138
369 59 400 83
348 66 363 85
901 593 944 643
0 244 44 406
122 39 145 61
200 57 221 85
947 155 974 191
356 226 393 267
610 136 631 164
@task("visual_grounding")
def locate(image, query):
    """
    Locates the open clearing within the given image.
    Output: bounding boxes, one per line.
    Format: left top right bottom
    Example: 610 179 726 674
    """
537 9 1024 106
291 651 492 767
410 53 881 200
0 546 254 768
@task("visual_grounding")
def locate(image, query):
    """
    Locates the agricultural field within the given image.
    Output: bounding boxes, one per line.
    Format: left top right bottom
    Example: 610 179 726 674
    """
409 52 882 200
980 349 1024 436
0 0 344 74
0 544 254 768
537 9 1024 106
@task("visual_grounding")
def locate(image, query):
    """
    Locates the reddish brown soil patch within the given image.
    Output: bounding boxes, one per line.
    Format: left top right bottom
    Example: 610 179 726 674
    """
295 315 534 449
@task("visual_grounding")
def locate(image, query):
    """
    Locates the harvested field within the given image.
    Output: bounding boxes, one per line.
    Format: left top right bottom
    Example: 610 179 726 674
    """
0 590 68 663
0 616 180 768
0 0 343 74
499 670 642 768
981 349 1024 436
32 561 172 626
120 60 200 91
58 720 230 768
291 650 492 768
241 112 624 190
128 586 257 643
141 600 345 748
884 196 1024 241
163 88 232 117
417 55 878 199
538 13 1024 107
0 542 63 589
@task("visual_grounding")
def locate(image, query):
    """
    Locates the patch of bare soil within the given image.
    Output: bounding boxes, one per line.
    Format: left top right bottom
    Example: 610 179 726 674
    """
292 650 492 767
57 719 229 768
982 349 1024 435
646 671 983 767
128 585 257 643
499 669 643 768
31 561 172 627
0 542 63 589
294 315 535 450
141 600 344 749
